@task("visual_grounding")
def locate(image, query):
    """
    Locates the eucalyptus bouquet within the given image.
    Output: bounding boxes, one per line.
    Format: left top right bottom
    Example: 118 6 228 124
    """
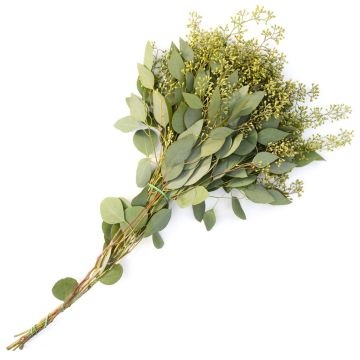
7 6 352 350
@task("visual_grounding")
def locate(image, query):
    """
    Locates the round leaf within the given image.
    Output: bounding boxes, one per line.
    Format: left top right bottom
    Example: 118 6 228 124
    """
52 277 78 301
182 92 203 109
100 197 124 224
124 206 148 230
152 232 164 249
143 208 172 237
203 209 216 231
100 264 123 285
133 129 158 156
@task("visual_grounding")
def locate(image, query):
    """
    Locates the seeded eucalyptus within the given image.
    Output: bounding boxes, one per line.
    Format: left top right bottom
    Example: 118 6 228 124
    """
7 6 352 351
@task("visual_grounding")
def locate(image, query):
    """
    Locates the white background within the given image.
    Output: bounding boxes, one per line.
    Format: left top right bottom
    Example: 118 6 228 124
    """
0 0 359 359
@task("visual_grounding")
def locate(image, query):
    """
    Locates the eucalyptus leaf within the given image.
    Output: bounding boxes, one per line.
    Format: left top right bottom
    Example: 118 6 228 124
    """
137 63 154 89
193 201 205 222
100 197 125 224
182 92 203 109
242 184 275 204
153 90 170 127
178 119 203 141
231 197 246 220
184 108 202 128
172 102 187 133
210 127 234 139
102 221 112 244
262 116 280 129
268 189 291 205
227 175 256 188
162 161 185 182
252 152 279 168
131 187 148 207
164 134 195 166
144 41 153 69
194 69 209 96
126 94 147 122
269 161 296 174
152 232 164 249
228 168 247 178
222 133 243 158
136 158 153 188
235 130 257 155
114 116 142 133
168 49 185 81
185 72 194 92
186 157 212 185
257 128 289 145
203 209 216 231
179 38 194 61
52 277 78 301
176 186 208 208
201 137 225 157
100 264 123 285
143 208 172 237
133 129 158 156
229 91 265 121
124 206 148 230
295 151 325 167
215 137 232 159
166 166 196 190
208 86 221 122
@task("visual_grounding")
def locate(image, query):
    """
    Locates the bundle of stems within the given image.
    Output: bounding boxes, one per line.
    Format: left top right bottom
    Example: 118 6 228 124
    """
7 6 352 350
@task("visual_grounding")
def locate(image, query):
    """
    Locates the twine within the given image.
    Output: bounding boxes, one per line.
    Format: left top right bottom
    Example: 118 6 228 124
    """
148 183 169 202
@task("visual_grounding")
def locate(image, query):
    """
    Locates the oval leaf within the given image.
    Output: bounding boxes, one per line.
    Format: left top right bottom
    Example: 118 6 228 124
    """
258 128 289 145
100 197 124 224
192 201 205 222
133 129 158 156
242 184 275 204
203 209 216 231
137 63 154 89
136 158 153 188
100 264 123 285
124 206 148 230
143 208 172 237
144 41 153 69
114 116 142 133
168 49 185 81
252 152 279 168
182 92 203 109
153 90 170 127
152 232 164 249
126 94 147 122
231 197 246 220
179 38 194 61
52 277 78 301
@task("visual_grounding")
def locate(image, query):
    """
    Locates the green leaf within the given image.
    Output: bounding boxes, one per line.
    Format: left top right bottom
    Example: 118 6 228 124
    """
176 186 208 208
228 85 249 112
262 116 280 128
184 108 202 128
242 185 275 204
126 94 147 122
124 206 148 230
257 128 289 145
269 161 296 174
114 116 142 132
100 264 123 285
168 49 185 81
52 277 78 301
179 38 194 61
252 152 279 168
208 86 221 122
153 90 170 127
166 167 196 190
133 129 158 156
166 87 183 106
215 137 232 159
192 201 205 222
137 63 154 89
268 189 291 205
228 168 248 178
186 157 212 185
136 158 152 188
235 130 257 155
178 119 203 141
185 72 194 92
102 221 112 244
172 102 187 133
131 187 148 207
152 232 164 249
231 197 246 220
201 138 225 157
295 151 325 167
203 209 216 231
222 133 243 158
161 161 185 182
182 92 203 109
164 135 195 166
229 91 265 121
143 208 172 237
210 127 234 139
227 175 256 188
100 197 124 224
143 41 153 69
